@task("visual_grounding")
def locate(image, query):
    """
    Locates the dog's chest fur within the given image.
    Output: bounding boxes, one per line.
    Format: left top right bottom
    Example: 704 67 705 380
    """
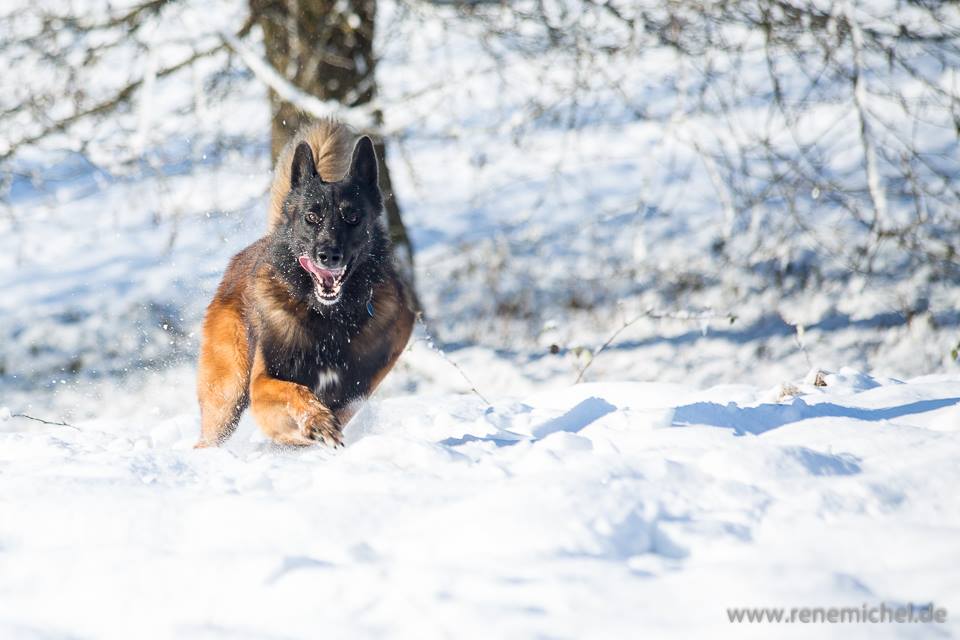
254 267 399 412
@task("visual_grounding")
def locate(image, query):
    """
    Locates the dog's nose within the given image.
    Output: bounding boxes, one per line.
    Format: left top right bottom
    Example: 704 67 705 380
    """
317 247 343 267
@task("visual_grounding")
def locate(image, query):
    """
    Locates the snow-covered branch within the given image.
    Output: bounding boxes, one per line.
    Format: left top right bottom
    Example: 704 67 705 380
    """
219 30 381 134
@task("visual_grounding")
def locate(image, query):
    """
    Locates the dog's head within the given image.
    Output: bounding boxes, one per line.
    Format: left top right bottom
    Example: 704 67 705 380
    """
280 136 384 307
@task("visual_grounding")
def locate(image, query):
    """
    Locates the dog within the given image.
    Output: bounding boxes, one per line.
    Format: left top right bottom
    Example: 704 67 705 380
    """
195 119 414 447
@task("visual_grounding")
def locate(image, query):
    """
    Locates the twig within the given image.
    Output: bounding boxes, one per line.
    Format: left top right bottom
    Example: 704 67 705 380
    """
792 323 813 369
415 313 491 406
9 413 79 430
574 308 737 384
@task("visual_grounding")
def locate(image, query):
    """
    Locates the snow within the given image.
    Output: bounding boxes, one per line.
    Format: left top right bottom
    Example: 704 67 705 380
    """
1 372 958 638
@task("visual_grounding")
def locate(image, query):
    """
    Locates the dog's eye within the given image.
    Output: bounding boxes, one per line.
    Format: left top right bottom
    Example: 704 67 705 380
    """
305 213 320 224
342 208 360 225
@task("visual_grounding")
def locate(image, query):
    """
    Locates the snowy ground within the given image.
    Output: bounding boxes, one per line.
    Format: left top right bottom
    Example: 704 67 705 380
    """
2 370 959 638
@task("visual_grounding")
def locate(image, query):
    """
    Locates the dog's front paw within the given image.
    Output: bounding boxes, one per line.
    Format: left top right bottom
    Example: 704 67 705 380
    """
298 403 343 448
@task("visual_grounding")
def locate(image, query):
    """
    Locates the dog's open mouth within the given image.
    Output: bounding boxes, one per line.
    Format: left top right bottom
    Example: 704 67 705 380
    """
298 256 348 305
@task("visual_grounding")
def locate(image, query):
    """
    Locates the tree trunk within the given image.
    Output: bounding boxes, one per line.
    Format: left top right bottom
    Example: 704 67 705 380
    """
250 0 416 287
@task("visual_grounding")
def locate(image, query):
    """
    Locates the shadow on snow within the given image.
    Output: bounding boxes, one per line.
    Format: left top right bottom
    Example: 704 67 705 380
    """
439 397 617 447
672 397 960 435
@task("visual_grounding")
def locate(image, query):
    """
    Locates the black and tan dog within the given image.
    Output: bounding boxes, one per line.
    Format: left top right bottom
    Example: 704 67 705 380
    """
195 120 414 448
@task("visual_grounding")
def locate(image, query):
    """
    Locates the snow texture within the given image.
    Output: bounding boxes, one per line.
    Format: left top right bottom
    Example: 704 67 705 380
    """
1 372 959 638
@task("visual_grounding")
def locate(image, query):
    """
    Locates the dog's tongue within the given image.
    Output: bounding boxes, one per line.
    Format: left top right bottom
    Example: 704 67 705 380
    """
298 256 338 289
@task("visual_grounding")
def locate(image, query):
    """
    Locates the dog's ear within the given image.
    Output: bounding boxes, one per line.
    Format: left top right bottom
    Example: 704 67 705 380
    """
348 136 379 189
290 142 318 189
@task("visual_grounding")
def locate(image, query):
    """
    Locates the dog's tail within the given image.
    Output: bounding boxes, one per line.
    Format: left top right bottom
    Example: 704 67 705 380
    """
267 118 357 232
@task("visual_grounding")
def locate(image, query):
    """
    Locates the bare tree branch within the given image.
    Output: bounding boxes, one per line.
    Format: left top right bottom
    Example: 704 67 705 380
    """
1 42 226 161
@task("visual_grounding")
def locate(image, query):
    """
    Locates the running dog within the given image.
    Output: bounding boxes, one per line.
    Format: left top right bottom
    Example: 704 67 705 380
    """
195 119 414 447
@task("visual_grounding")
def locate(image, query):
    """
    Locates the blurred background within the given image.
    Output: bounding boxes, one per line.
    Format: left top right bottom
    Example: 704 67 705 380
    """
1 0 959 418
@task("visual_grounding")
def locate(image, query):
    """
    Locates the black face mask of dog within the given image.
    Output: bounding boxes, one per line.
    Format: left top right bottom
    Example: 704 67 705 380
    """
279 136 384 307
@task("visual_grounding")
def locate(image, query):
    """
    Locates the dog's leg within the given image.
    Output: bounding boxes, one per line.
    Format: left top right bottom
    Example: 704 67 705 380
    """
367 303 415 396
333 302 414 427
249 348 342 447
196 300 250 447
